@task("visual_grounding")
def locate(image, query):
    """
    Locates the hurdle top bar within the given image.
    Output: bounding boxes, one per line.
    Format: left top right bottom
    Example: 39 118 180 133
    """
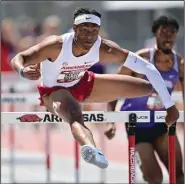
1 111 184 124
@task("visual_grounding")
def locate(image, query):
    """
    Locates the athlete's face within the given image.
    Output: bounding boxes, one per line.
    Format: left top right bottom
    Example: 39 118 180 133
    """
156 24 178 52
73 22 100 50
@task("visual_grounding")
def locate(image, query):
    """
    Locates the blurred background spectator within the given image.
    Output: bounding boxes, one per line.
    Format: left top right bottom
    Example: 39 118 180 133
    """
2 18 20 72
36 15 62 42
2 1 184 73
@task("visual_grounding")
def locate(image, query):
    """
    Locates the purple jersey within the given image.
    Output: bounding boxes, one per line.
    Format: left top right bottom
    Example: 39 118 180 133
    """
88 63 105 74
120 48 179 127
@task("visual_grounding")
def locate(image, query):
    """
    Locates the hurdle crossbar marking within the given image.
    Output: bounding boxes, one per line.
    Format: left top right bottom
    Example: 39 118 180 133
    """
154 111 184 122
1 111 184 124
2 93 39 104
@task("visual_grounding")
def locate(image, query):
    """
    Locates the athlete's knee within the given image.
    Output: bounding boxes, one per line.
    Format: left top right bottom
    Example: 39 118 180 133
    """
143 169 163 184
67 103 83 123
57 101 83 124
53 101 83 122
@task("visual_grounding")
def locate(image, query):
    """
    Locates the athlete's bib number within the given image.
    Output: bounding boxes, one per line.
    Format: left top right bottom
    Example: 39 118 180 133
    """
57 71 85 83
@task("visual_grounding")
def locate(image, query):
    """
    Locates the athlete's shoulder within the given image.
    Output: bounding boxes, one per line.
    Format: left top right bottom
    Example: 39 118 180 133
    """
174 51 184 79
61 32 73 39
136 48 150 59
101 38 121 50
99 38 127 62
36 35 63 51
100 38 123 56
42 35 63 43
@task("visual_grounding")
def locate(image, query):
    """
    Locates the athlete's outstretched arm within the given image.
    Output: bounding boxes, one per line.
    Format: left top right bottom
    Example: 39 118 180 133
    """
11 35 62 74
100 39 179 126
107 50 146 113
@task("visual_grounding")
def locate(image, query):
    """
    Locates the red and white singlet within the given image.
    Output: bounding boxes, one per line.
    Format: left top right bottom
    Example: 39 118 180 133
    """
40 32 101 88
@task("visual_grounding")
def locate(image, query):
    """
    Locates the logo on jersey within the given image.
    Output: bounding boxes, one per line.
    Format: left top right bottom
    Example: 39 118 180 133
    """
169 75 175 79
61 64 92 71
62 62 68 66
84 61 93 64
16 114 43 122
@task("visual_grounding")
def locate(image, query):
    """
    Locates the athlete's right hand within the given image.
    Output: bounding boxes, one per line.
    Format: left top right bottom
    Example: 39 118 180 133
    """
21 65 40 80
104 123 116 139
166 105 179 127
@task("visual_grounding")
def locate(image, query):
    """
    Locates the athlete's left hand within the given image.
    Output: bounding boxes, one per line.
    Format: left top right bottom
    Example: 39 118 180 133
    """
104 123 116 139
166 105 179 127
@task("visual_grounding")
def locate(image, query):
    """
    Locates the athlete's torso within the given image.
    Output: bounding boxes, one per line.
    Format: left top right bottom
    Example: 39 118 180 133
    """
120 48 180 127
40 32 101 88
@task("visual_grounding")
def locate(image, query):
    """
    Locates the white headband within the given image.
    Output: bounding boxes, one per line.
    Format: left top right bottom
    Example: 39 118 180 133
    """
74 14 101 26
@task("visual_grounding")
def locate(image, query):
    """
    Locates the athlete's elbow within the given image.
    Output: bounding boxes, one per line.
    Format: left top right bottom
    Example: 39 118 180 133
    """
10 55 18 71
11 54 24 72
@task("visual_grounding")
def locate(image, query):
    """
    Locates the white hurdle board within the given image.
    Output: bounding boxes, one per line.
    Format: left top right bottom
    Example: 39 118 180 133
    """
1 111 184 124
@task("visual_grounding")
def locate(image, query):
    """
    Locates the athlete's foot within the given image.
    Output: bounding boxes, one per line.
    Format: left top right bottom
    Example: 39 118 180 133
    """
81 145 108 169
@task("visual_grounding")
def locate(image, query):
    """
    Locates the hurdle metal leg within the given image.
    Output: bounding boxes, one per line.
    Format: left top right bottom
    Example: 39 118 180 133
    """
45 124 51 183
168 123 177 184
100 131 106 184
75 141 80 183
128 113 137 184
9 87 16 183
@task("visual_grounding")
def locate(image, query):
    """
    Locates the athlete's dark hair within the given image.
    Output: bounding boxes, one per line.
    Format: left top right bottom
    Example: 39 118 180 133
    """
152 15 179 34
73 7 102 20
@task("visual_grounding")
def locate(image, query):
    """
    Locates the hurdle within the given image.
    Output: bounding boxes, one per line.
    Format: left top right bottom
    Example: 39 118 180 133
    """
1 110 184 184
1 91 184 183
2 89 52 183
2 92 109 183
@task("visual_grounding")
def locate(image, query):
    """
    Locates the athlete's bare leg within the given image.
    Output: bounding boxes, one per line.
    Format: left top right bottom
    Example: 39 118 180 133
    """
42 89 109 169
153 133 184 184
136 143 163 184
43 89 96 146
85 74 152 103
